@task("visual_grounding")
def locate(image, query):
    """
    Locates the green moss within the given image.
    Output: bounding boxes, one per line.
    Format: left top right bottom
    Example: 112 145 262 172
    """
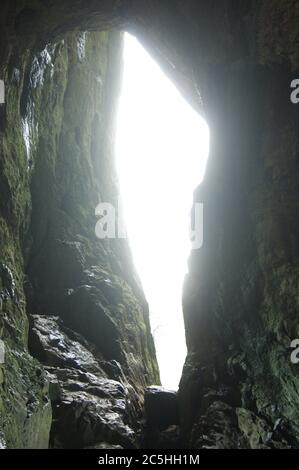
0 28 159 448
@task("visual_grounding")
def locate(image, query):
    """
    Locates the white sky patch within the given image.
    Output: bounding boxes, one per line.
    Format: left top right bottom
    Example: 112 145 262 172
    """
116 33 209 390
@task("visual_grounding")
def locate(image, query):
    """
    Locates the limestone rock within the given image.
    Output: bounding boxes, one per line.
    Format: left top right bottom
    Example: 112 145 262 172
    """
29 315 106 374
30 314 140 448
0 21 159 448
1 0 299 450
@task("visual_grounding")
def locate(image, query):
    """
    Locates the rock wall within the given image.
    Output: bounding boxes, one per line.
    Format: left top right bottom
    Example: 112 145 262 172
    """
0 9 159 448
125 0 299 448
1 0 299 449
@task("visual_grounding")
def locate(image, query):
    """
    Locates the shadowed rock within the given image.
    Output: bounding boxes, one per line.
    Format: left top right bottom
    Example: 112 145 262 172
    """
145 386 179 428
30 314 140 448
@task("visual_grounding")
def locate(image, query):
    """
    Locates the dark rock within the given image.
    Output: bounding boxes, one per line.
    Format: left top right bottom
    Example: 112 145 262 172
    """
0 263 16 300
189 402 252 449
85 443 123 449
143 425 182 450
50 373 136 449
62 285 121 361
29 314 139 449
145 386 179 429
1 0 299 451
29 315 106 374
0 24 159 447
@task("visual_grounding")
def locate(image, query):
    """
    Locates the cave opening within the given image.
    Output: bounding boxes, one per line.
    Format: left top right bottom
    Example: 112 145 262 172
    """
116 33 209 389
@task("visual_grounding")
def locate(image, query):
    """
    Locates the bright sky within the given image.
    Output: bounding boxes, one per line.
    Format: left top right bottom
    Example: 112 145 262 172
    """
116 33 209 389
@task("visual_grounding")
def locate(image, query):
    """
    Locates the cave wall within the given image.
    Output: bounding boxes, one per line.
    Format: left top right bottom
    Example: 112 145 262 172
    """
0 5 159 448
125 0 299 448
127 0 299 448
0 0 299 449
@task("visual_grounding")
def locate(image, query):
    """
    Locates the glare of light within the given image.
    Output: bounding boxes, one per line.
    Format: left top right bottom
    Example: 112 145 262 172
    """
115 33 209 390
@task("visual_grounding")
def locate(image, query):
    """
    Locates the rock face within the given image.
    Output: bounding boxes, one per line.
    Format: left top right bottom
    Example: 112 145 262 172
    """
144 387 179 428
0 16 159 448
1 0 299 449
30 315 139 448
143 387 181 449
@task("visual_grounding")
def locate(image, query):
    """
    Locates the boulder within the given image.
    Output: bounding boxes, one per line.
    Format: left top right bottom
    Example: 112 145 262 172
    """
29 315 139 448
144 386 179 429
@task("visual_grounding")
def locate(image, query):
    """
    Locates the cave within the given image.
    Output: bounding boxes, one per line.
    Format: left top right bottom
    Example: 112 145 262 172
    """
0 0 299 453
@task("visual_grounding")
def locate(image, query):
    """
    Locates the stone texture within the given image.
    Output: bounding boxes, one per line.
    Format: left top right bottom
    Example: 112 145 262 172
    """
30 314 141 448
144 387 179 428
143 387 181 449
1 0 299 449
143 425 182 450
0 10 159 448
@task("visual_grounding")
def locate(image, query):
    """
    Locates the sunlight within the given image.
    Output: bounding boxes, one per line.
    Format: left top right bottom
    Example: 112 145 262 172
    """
116 33 209 389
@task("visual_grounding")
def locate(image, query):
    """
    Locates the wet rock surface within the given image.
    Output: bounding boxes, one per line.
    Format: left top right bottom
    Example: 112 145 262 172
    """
143 424 182 450
29 315 105 373
50 373 136 449
30 314 139 448
143 387 181 449
0 23 159 448
1 0 299 449
186 401 296 450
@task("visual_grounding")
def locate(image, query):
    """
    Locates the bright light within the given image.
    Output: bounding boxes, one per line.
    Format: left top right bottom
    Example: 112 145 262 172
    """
116 33 209 390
